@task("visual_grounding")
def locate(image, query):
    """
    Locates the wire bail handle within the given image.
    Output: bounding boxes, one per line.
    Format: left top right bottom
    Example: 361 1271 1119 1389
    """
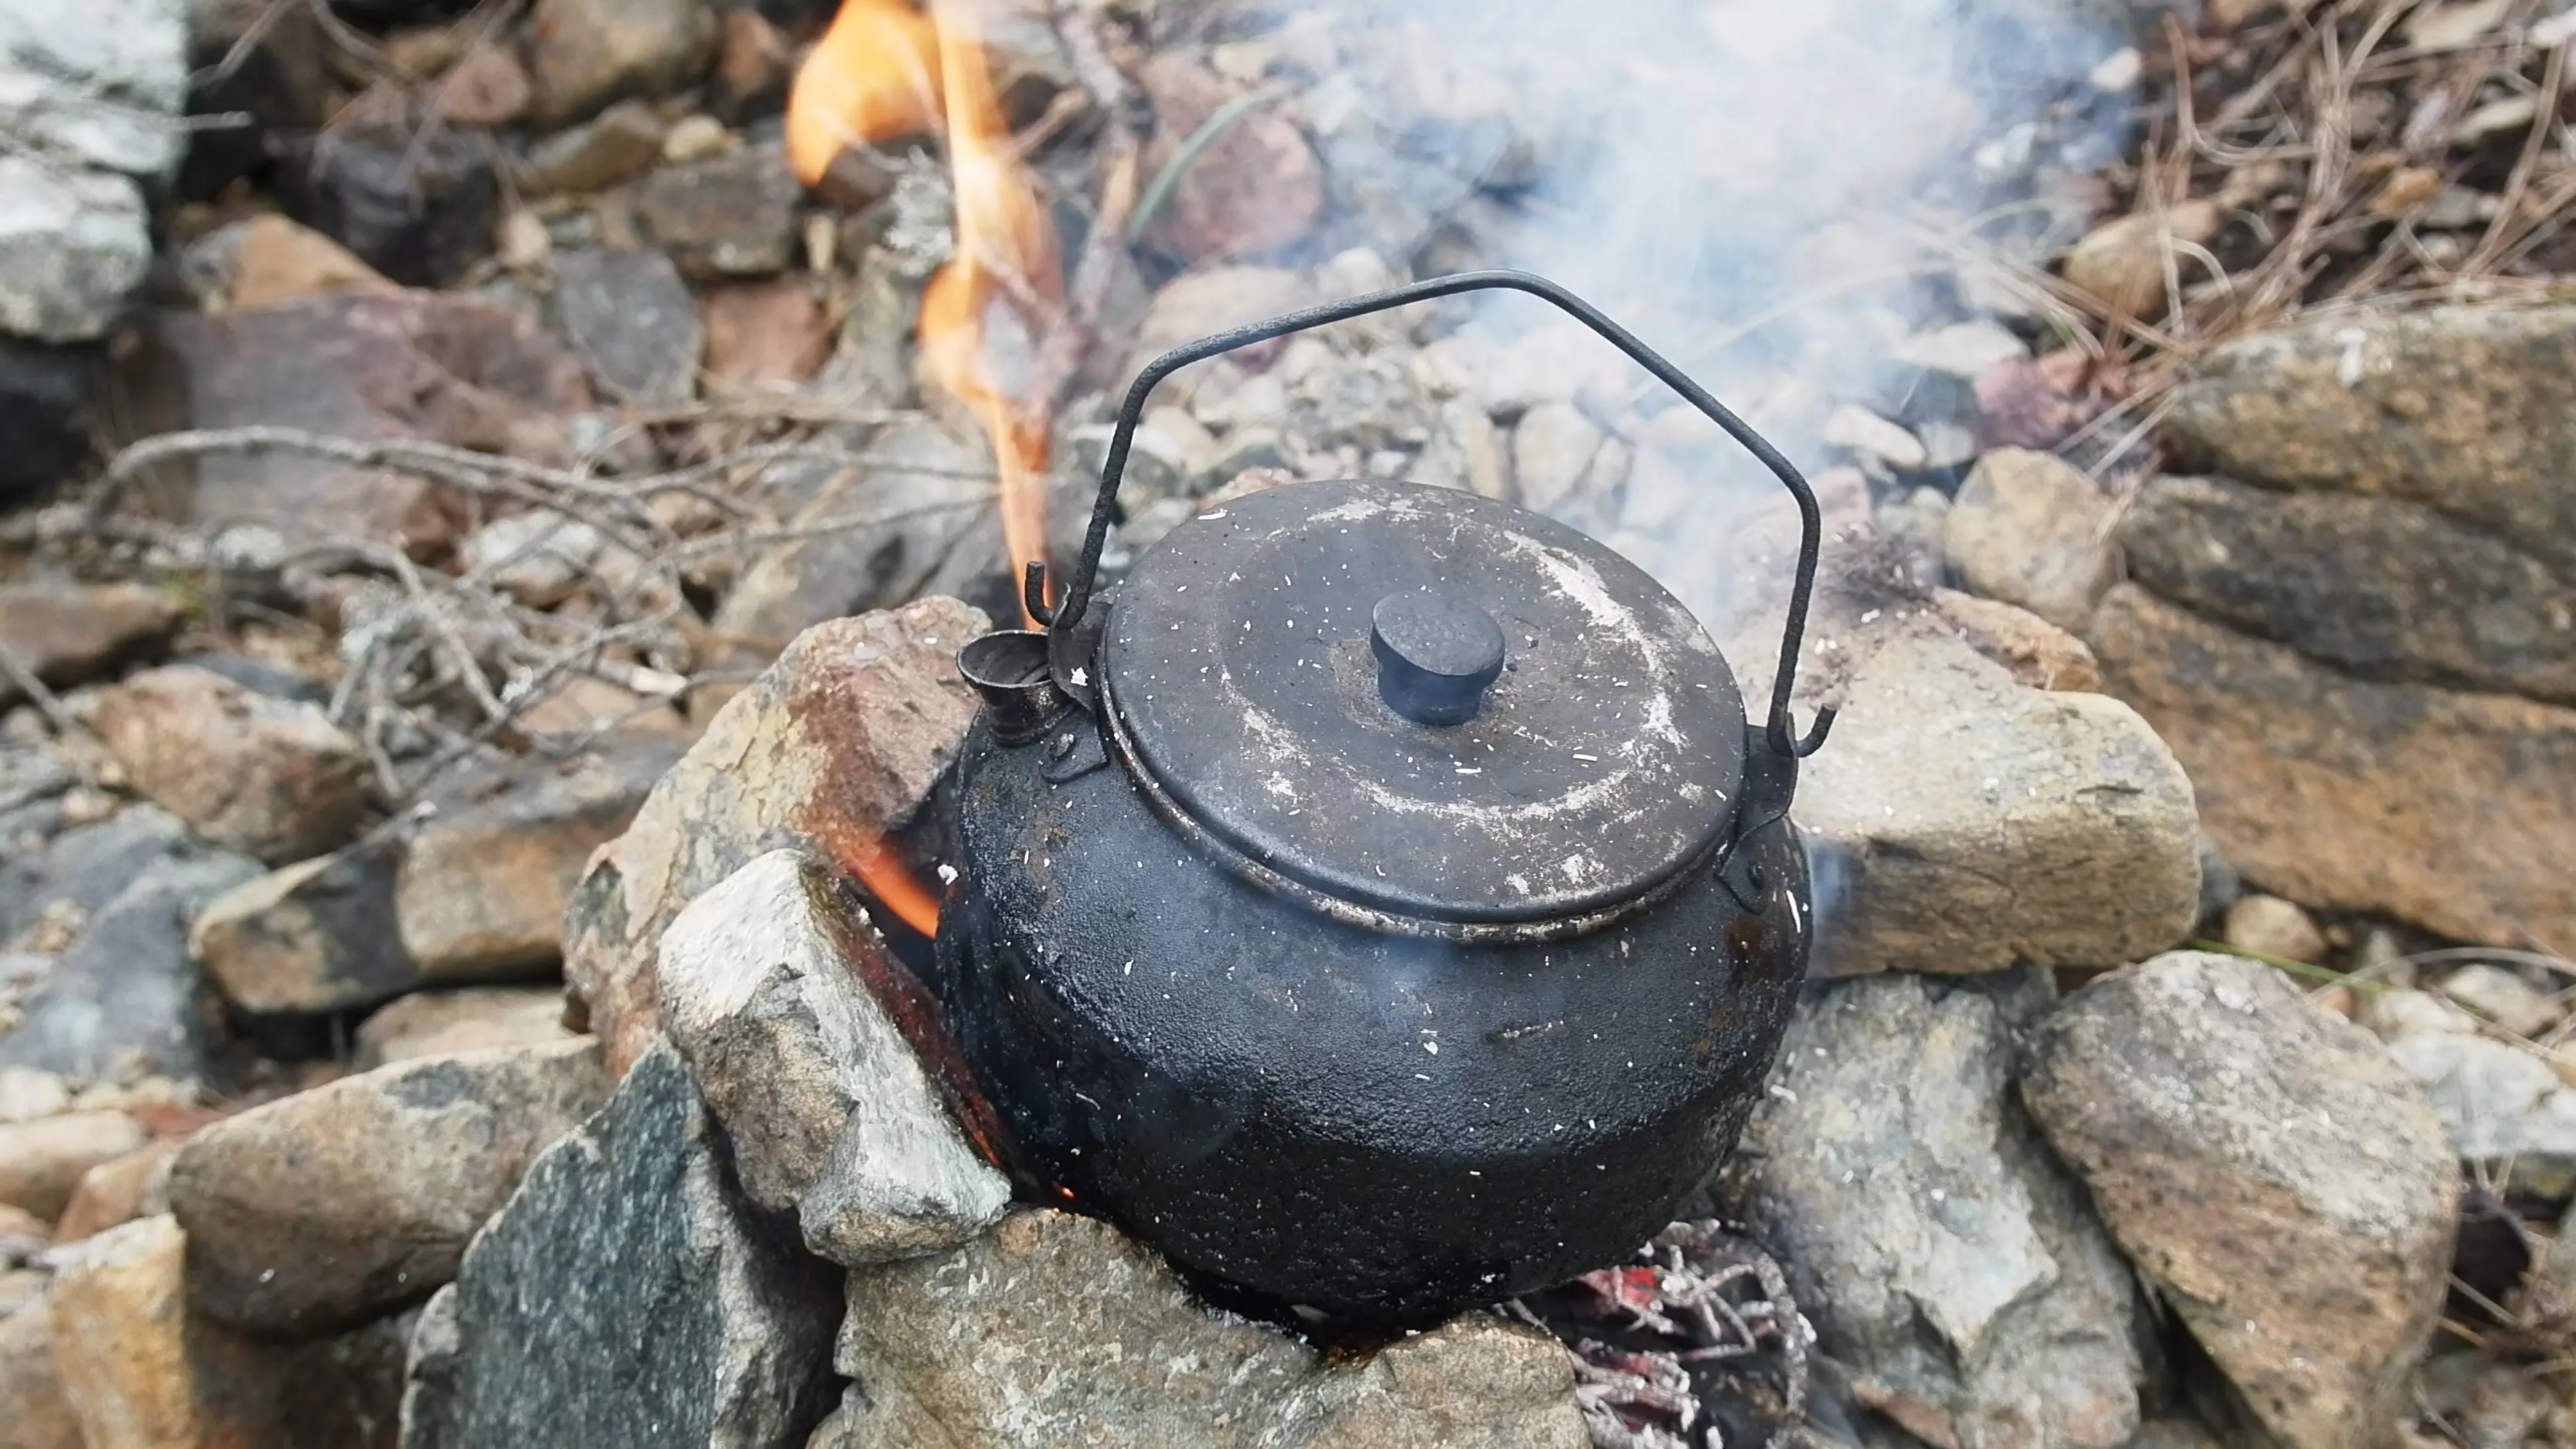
1037 269 1834 759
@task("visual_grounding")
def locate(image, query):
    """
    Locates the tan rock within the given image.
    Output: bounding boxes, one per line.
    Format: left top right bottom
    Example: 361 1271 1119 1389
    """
1943 447 2121 632
700 276 832 390
1931 589 2102 692
53 1138 182 1244
525 0 714 128
1301 1318 1587 1449
166 1039 609 1334
519 99 667 195
431 43 533 128
1134 56 1324 264
353 987 574 1070
2222 894 2328 965
566 598 985 1075
91 665 371 865
396 743 677 981
2021 951 2456 1449
222 213 390 311
0 1110 146 1223
0 583 179 702
2165 305 2576 579
2061 199 2222 321
1792 604 2201 975
2092 583 2576 951
190 848 413 1016
0 1297 83 1449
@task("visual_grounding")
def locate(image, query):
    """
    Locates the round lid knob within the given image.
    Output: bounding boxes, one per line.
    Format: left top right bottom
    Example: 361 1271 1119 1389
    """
1371 588 1505 726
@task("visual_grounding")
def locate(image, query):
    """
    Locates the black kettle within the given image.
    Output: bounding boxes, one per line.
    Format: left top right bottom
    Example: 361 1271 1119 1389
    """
932 270 1833 1330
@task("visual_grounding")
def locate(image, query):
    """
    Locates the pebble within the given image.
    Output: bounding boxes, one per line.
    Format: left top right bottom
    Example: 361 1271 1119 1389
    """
2220 894 2329 966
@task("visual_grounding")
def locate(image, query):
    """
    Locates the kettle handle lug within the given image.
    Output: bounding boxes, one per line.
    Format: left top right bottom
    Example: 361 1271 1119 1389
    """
1046 269 1835 759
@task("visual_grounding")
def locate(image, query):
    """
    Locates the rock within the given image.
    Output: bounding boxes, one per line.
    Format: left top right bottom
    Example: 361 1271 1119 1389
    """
2439 963 2561 1040
278 123 500 288
701 276 833 391
2063 201 2223 321
1894 320 2031 380
0 1297 80 1449
46 1213 415 1448
566 598 985 1074
354 987 573 1070
2164 306 2576 580
130 290 592 549
1729 972 2147 1449
396 1044 839 1447
1415 323 1631 421
1509 400 1603 515
0 582 176 700
549 248 700 407
457 512 614 609
2220 894 2327 965
0 1110 145 1222
1134 56 1326 264
818 1209 1585 1448
1945 448 2120 632
168 1038 610 1334
181 0 330 197
708 7 790 121
0 848 262 1081
2367 992 2576 1197
1823 404 1930 473
2090 584 2576 951
1929 589 2102 692
54 1136 181 1242
0 1067 68 1122
0 336 97 498
189 846 414 1016
1130 267 1315 383
705 421 999 678
2021 951 2456 1449
398 743 676 981
525 0 714 129
0 158 150 343
0 801 191 946
178 213 393 313
432 43 531 128
657 850 1008 1265
519 99 668 196
1794 604 2201 975
635 138 801 279
93 665 370 864
0 0 187 177
2118 472 2576 706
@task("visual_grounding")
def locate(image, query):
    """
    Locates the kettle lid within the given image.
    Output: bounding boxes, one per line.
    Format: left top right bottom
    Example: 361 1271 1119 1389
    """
1101 478 1748 932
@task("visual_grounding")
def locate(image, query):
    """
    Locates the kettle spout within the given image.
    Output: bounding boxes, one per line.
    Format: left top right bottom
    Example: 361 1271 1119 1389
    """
959 630 1074 745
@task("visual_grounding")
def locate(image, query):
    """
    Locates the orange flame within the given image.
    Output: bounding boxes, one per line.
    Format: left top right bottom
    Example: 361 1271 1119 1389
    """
790 0 1065 627
846 833 943 938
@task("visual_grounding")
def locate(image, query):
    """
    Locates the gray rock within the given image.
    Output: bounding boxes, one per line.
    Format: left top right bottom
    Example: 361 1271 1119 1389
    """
0 158 150 343
1944 448 2120 632
635 139 800 280
1728 971 2149 1449
277 123 498 289
818 1210 1585 1449
2367 989 2576 1197
0 334 96 498
702 425 1000 682
0 0 188 179
2021 951 2457 1449
2165 305 2576 578
2092 582 2576 953
1510 400 1605 514
396 1044 839 1448
169 1038 610 1335
0 847 261 1080
566 598 986 1075
0 802 191 946
549 248 700 407
2119 473 2576 706
182 0 332 197
656 849 1008 1267
189 844 416 1017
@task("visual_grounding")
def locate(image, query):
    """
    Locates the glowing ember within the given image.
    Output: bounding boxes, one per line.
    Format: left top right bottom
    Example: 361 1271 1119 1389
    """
789 0 1065 626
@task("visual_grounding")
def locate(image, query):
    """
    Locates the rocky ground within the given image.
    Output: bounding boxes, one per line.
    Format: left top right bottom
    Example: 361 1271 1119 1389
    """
1 0 2574 1446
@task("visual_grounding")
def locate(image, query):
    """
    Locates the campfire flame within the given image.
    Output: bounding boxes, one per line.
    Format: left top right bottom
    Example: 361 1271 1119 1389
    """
845 833 943 938
789 0 1065 627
